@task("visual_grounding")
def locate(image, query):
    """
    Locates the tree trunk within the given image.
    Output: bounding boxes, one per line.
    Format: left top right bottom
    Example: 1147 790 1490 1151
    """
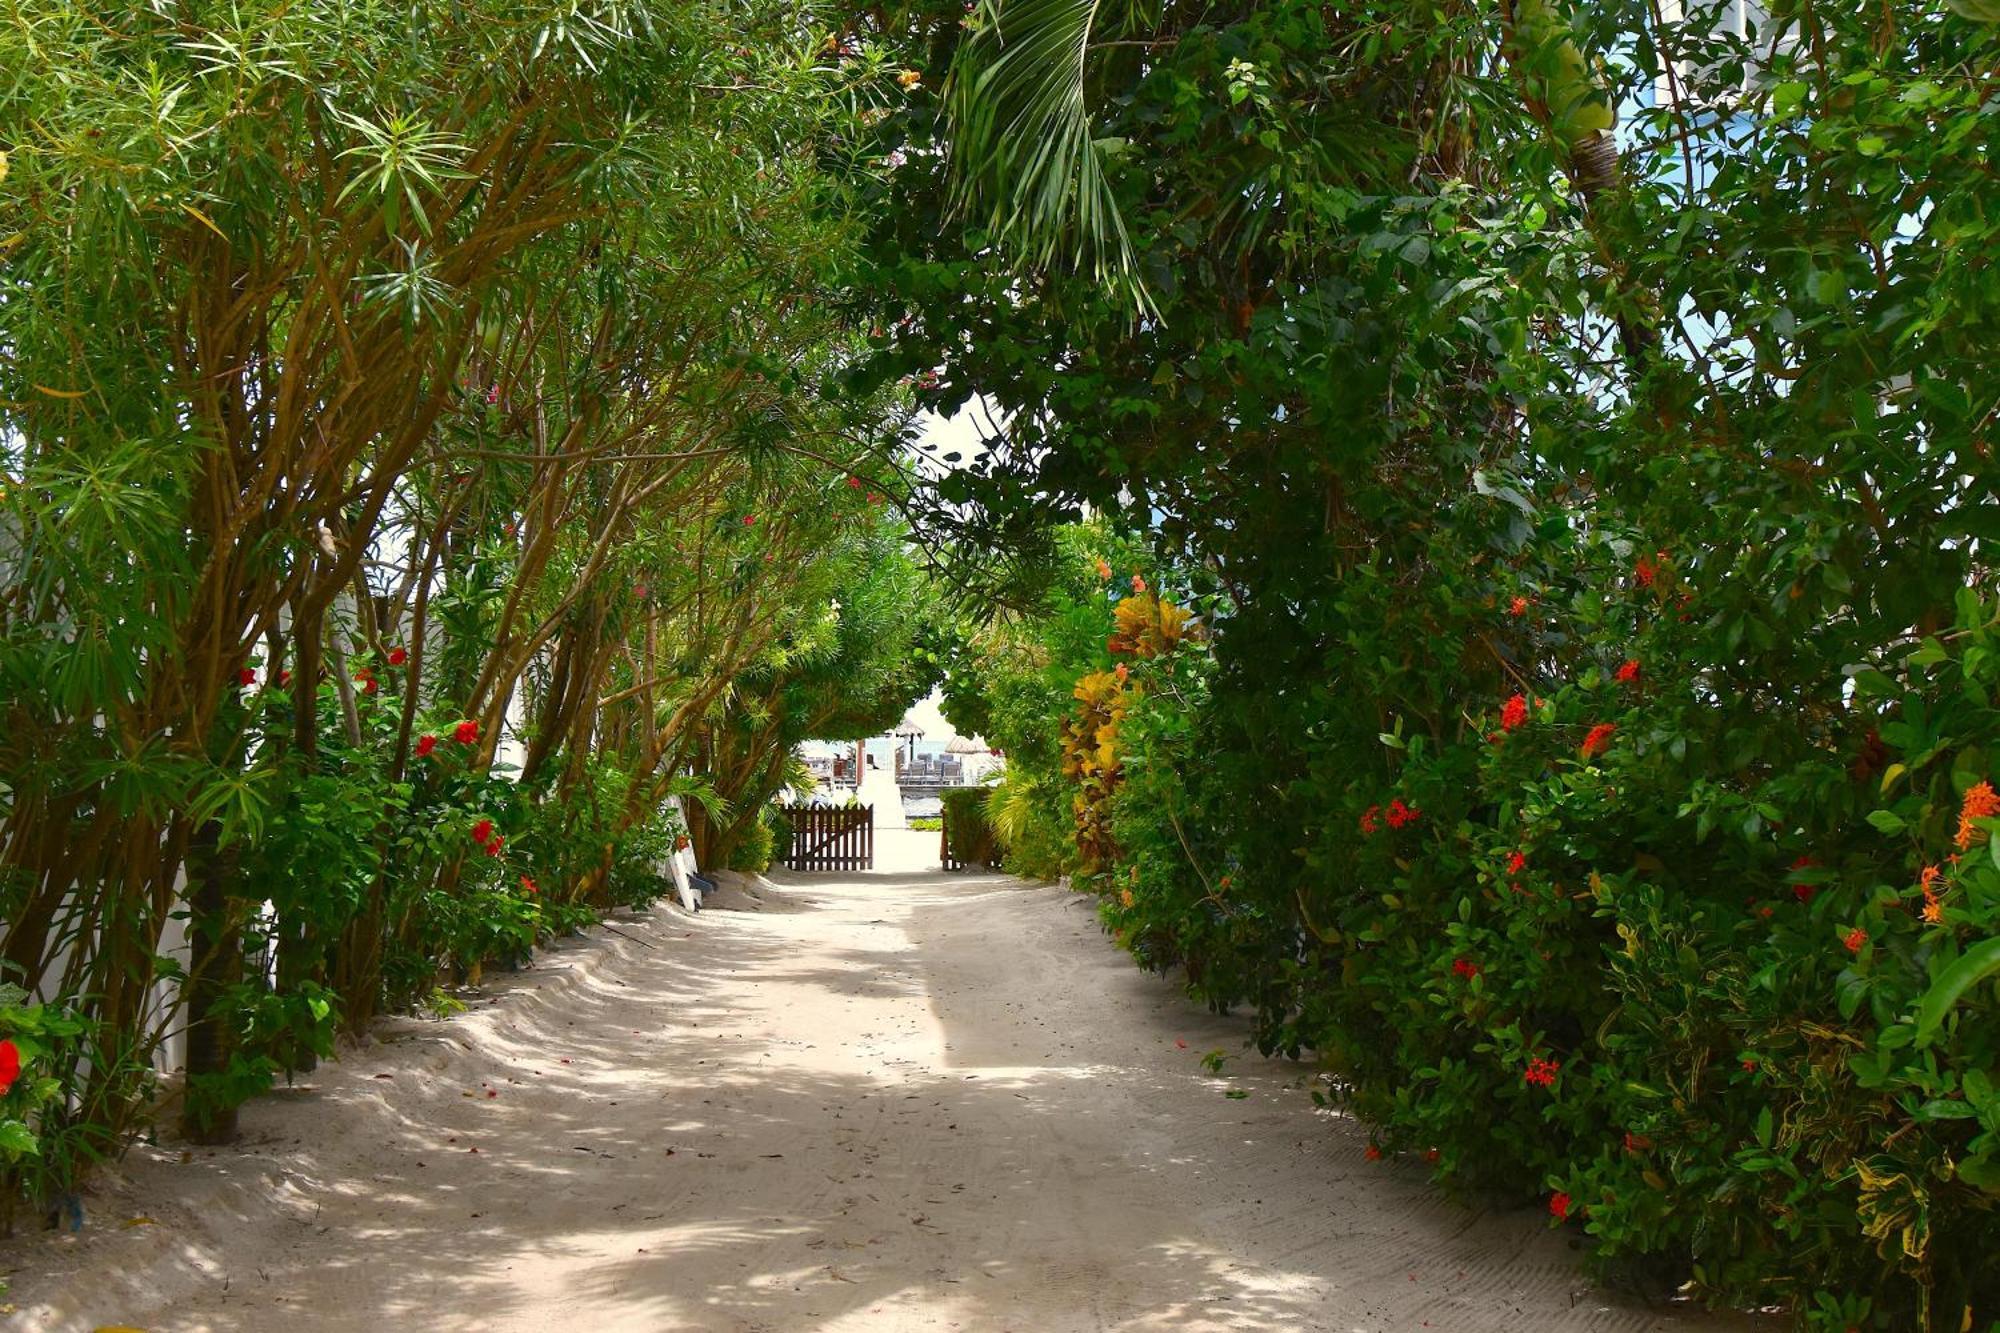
181 818 245 1145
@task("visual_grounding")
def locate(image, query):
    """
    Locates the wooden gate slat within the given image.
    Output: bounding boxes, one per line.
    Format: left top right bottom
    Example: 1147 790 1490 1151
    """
778 804 874 871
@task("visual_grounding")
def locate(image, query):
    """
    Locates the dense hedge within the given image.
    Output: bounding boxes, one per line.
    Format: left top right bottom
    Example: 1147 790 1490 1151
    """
940 786 1001 869
894 0 2000 1324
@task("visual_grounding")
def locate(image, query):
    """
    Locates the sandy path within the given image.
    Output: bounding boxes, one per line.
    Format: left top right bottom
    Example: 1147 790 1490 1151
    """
12 846 1753 1332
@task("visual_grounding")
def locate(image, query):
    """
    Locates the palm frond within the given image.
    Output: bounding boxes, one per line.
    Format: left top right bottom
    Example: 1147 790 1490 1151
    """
945 0 1147 309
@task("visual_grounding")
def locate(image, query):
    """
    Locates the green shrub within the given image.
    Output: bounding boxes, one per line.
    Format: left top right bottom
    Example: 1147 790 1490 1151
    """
729 806 779 873
941 787 1000 868
769 806 795 865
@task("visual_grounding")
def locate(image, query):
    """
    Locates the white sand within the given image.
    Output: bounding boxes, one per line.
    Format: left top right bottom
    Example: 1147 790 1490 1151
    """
7 839 1759 1331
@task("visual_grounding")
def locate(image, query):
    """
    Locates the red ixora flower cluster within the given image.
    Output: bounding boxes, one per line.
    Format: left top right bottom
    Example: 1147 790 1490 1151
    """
519 876 538 896
416 734 438 758
1789 854 1818 904
1549 1191 1572 1221
454 719 480 745
1634 551 1664 588
239 667 258 687
1364 1143 1383 1162
1507 595 1529 617
1500 693 1529 732
1523 1056 1562 1088
1612 659 1640 684
1580 722 1616 758
1451 957 1482 980
1843 927 1868 954
353 668 379 696
0 1039 19 1095
387 646 408 667
1361 799 1422 835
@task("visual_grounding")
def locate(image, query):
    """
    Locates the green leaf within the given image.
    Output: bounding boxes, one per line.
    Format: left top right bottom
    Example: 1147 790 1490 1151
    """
1914 937 2000 1046
0 1120 38 1159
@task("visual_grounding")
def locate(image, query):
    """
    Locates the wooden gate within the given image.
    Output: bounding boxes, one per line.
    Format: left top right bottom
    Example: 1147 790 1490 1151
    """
779 805 873 871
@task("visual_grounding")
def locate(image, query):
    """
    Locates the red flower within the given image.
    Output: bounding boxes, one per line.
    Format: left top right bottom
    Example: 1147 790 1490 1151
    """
1612 659 1640 684
1843 927 1868 954
472 819 495 845
1523 1056 1561 1088
454 720 480 745
1424 1148 1441 1164
1500 693 1529 731
1452 957 1481 980
846 476 863 489
1359 805 1382 836
868 492 883 505
742 514 757 526
387 647 408 667
1634 553 1660 588
239 668 257 686
1131 574 1147 594
1506 850 1528 876
520 876 538 895
1114 663 1129 683
1791 854 1819 904
485 836 504 858
1581 723 1616 758
1364 1144 1383 1162
355 672 378 696
1740 1056 1757 1073
0 1039 19 1095
1549 1191 1571 1220
1386 798 1420 829
634 583 649 600
279 670 292 687
1508 596 1529 617
415 734 437 758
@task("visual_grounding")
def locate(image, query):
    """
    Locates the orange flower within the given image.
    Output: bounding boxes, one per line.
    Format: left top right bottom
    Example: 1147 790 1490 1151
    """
1500 693 1529 731
1956 781 2000 849
1508 596 1529 617
1843 927 1868 954
1920 864 1945 924
1581 722 1616 758
1095 559 1112 581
